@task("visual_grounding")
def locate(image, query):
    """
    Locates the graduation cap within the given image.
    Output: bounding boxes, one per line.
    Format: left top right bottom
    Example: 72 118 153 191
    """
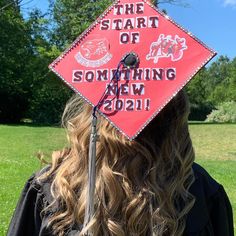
49 0 216 233
50 0 216 140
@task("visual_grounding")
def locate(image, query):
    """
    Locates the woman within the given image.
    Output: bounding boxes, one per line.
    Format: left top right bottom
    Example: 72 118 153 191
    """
7 91 233 236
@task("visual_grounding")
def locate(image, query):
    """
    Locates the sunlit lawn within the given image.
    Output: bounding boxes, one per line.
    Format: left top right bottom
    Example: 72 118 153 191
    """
0 124 235 235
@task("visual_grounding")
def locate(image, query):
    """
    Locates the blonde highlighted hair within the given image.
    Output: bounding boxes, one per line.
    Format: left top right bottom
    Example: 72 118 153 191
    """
40 90 195 236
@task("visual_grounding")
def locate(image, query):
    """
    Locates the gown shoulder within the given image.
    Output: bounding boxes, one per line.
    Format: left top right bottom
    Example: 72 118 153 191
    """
7 166 52 236
184 163 234 236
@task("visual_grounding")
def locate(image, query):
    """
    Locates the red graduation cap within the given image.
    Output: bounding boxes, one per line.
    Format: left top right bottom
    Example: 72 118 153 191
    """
49 0 216 140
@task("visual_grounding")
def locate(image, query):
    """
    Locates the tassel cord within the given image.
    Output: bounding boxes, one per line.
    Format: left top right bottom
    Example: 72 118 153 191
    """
82 55 130 235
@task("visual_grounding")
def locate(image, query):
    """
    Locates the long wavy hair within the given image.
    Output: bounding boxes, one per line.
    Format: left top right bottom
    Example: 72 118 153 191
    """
40 90 195 236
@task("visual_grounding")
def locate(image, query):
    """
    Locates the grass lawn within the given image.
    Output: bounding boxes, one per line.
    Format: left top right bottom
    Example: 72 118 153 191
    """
0 124 235 235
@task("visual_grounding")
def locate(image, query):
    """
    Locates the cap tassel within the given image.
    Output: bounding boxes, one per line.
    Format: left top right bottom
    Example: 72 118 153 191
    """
83 115 98 235
82 58 125 235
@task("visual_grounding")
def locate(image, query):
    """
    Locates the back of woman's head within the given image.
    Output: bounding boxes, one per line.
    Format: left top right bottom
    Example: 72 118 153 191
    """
42 90 195 236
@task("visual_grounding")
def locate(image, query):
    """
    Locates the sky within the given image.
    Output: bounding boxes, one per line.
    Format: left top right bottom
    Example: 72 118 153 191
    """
161 0 236 61
22 0 236 61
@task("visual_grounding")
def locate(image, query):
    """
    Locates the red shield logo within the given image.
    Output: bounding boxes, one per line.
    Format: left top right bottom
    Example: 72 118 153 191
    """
75 35 112 67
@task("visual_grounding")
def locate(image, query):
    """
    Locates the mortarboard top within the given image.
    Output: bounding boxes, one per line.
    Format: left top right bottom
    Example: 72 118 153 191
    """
49 0 216 140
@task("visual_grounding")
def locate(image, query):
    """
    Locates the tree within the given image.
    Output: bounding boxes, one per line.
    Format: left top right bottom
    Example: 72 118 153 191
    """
0 0 33 122
186 55 236 120
24 8 73 124
208 57 236 105
51 0 112 49
0 1 72 124
186 68 214 120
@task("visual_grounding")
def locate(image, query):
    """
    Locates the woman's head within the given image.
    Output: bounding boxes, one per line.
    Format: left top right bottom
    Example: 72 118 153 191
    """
42 90 195 236
62 88 190 151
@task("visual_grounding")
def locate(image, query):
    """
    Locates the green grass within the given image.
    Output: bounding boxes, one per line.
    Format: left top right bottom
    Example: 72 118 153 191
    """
0 125 67 235
0 124 235 235
189 124 236 231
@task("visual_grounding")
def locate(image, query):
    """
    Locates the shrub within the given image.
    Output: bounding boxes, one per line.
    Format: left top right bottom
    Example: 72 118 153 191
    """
189 102 214 121
28 77 73 125
206 101 236 123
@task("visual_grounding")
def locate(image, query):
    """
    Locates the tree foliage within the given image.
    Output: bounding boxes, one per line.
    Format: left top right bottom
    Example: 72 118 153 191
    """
0 0 32 122
52 0 112 48
186 56 236 120
0 0 235 124
25 8 73 124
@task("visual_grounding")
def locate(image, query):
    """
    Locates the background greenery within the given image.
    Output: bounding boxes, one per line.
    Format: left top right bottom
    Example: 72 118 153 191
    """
0 0 235 124
0 124 235 235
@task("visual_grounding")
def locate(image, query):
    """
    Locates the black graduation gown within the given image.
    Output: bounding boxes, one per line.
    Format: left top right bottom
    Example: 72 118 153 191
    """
7 163 234 236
